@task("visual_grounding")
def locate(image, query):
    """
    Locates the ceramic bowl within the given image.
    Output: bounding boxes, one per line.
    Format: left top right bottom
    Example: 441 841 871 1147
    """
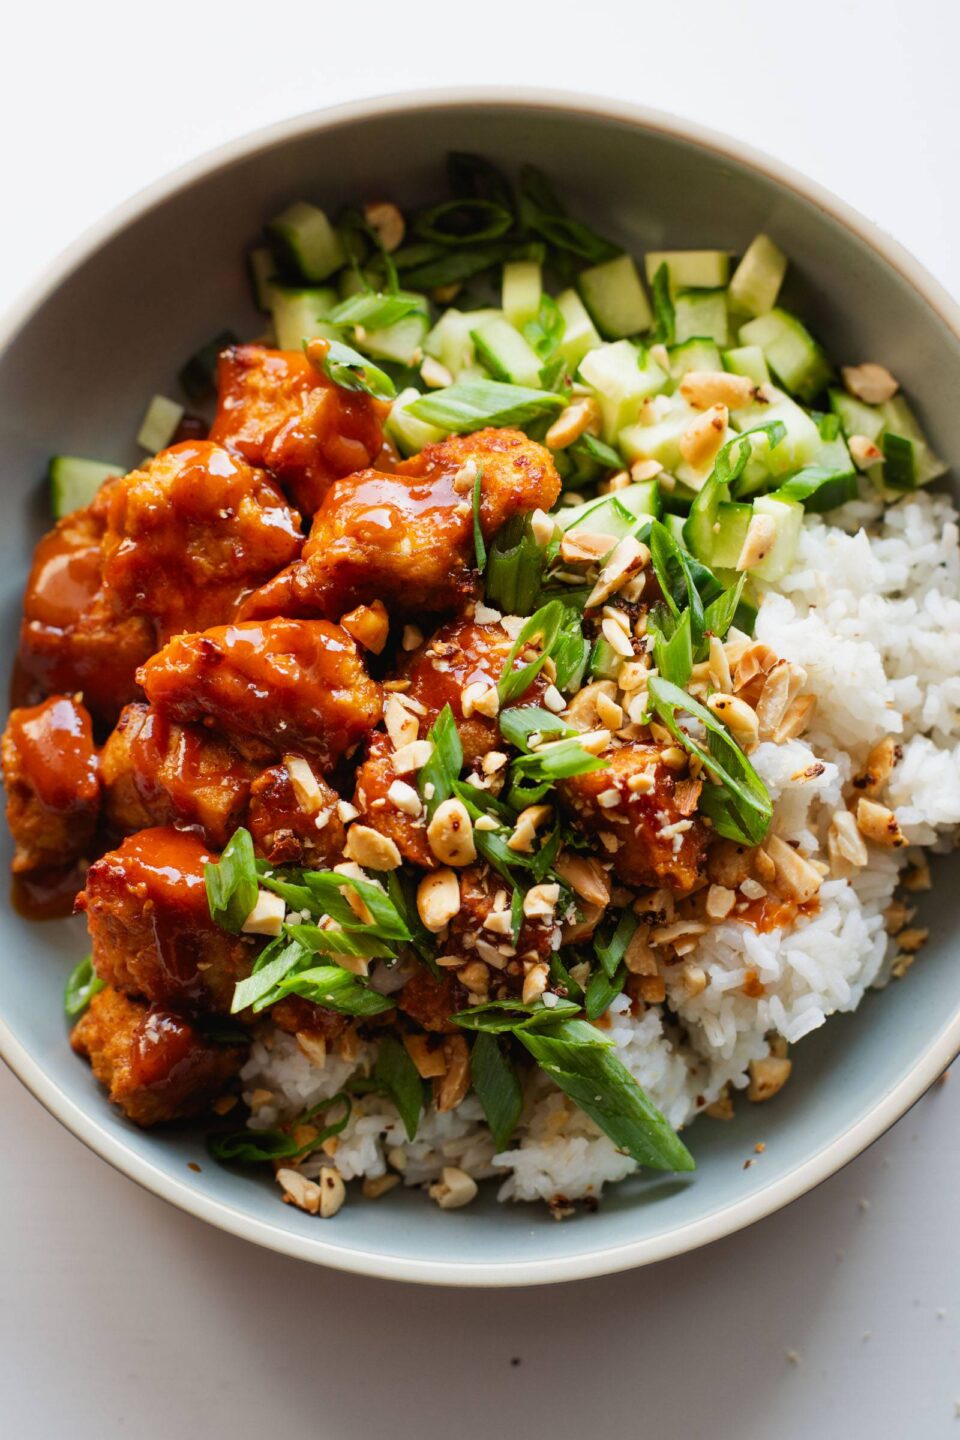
1 90 957 1285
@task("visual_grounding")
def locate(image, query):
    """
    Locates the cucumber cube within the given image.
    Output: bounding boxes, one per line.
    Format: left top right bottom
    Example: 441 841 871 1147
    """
385 387 445 457
731 387 822 478
471 315 543 388
579 341 668 441
728 235 787 317
578 255 653 339
424 308 501 377
267 202 346 283
750 494 804 582
136 394 184 453
667 338 723 382
674 289 731 346
644 251 731 293
271 286 338 351
711 501 753 569
502 261 542 328
361 306 430 365
723 345 771 386
557 290 601 368
739 308 832 402
49 456 124 519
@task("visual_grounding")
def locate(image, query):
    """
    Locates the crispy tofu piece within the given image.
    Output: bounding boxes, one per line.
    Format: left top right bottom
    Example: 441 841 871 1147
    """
353 730 435 869
209 344 387 517
71 986 246 1126
448 864 554 965
138 618 382 768
247 756 346 867
240 428 561 621
560 742 707 894
352 615 548 862
397 966 465 1035
77 827 253 1013
2 695 100 874
18 503 155 725
100 440 303 642
100 703 259 847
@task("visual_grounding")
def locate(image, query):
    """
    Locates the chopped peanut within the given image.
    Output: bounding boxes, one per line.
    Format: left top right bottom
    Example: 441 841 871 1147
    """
679 370 757 411
748 1056 792 1102
416 868 461 932
679 403 728 473
856 797 907 848
344 824 402 871
427 798 476 866
841 362 899 405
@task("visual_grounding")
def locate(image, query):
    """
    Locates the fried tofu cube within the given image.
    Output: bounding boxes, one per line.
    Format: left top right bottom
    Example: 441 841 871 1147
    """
71 986 246 1126
240 428 561 621
100 703 259 848
77 827 253 1013
100 440 303 642
18 504 154 725
560 743 707 894
2 695 100 874
139 618 382 769
247 755 346 867
209 344 388 517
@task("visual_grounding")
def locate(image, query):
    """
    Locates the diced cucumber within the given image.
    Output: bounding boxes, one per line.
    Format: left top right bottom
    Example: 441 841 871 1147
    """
424 307 501 376
266 201 346 283
589 636 623 681
644 251 730 293
385 387 445 457
471 315 543 388
360 304 430 365
728 235 787 316
879 396 946 485
136 394 184 453
828 387 884 443
248 246 279 311
270 286 338 351
663 512 687 546
879 432 916 491
578 255 652 339
730 386 822 479
674 289 731 346
558 490 650 540
557 289 602 369
749 494 804 582
49 456 123 518
502 261 542 328
580 342 669 442
616 479 663 522
739 308 832 402
619 397 698 475
667 338 723 382
710 501 753 568
723 345 770 386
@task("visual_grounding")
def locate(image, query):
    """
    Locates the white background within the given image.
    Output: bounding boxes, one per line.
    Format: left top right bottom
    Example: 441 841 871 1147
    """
3 1 959 1434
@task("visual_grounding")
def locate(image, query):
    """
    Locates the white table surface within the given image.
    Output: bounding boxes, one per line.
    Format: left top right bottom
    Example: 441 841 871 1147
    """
3 1 959 1434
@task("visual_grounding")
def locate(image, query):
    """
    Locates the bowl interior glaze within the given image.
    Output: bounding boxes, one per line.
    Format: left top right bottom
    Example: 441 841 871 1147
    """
1 92 958 1285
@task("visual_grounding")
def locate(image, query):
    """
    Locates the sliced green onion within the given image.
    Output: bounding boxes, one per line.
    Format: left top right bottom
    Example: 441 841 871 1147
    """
64 955 104 1017
407 380 565 435
373 1035 424 1141
205 828 259 934
418 705 464 818
471 1031 523 1151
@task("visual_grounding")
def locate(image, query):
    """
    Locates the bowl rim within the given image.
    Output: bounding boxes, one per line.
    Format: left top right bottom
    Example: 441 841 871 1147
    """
1 86 958 1287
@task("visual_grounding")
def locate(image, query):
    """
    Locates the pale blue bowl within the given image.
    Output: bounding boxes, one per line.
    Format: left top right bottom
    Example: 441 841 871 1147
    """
1 90 957 1285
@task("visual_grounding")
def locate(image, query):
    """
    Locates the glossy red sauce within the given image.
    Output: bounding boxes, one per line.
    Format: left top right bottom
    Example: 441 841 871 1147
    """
11 862 87 920
6 696 98 811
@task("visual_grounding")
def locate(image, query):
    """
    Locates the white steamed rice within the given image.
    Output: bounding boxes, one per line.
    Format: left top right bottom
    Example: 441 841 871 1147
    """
241 488 960 1206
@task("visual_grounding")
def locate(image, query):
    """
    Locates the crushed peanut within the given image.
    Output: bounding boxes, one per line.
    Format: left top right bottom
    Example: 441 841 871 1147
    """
416 868 461 932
